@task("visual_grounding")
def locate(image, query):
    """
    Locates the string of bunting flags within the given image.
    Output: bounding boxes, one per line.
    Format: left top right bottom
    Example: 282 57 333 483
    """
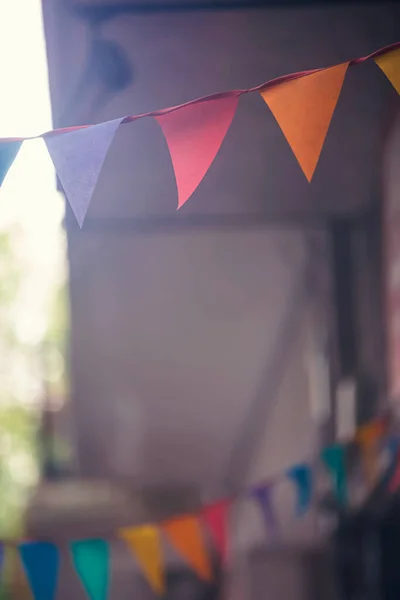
0 43 400 226
1 416 400 600
1 38 400 600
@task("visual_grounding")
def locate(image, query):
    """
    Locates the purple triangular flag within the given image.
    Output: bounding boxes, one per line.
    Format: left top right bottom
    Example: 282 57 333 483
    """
44 118 123 227
251 484 278 536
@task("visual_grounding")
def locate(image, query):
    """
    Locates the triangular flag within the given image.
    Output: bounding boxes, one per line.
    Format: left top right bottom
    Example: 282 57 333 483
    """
356 420 386 485
162 515 212 581
119 525 164 595
44 118 122 227
0 141 22 185
251 483 279 535
70 539 110 600
155 96 238 209
260 63 348 181
389 452 400 493
286 463 313 516
19 542 59 600
375 48 400 95
203 500 230 564
321 444 347 504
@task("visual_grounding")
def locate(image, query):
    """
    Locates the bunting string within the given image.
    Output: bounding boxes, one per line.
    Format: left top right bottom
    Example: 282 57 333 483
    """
1 414 398 598
1 41 400 226
1 41 399 144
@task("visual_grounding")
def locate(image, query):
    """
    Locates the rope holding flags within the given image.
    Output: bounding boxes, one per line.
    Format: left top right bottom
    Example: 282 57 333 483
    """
0 416 395 598
0 42 400 226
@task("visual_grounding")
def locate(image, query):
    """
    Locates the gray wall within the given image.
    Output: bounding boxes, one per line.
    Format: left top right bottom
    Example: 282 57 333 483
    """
41 1 400 596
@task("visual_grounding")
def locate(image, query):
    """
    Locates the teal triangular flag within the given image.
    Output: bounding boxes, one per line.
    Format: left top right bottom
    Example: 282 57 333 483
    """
20 542 59 600
286 463 313 516
71 539 110 600
0 141 22 185
321 444 347 504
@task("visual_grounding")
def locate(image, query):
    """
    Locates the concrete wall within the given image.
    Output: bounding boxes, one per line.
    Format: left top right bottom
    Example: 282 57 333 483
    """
41 1 400 596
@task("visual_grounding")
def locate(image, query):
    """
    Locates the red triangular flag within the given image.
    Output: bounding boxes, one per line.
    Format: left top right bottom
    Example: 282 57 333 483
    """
155 96 238 209
44 118 123 227
203 500 230 564
260 63 348 181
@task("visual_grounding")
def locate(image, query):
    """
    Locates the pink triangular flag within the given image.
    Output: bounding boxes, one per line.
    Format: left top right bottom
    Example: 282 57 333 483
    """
44 118 123 227
155 96 238 209
203 500 230 564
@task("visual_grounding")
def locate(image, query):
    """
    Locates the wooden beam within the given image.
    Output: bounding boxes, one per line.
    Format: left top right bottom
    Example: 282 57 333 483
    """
68 0 384 22
65 212 334 235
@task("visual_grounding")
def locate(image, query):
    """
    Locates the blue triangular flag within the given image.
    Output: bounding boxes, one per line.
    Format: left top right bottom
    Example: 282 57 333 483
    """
71 539 110 600
0 141 22 185
287 463 313 516
19 541 59 600
321 444 347 504
251 483 278 535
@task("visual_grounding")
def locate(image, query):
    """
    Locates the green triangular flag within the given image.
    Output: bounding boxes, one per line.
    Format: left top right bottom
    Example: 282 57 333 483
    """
71 539 110 600
321 444 347 504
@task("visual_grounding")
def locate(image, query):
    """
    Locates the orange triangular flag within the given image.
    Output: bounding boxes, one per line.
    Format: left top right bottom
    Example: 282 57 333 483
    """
375 49 400 95
155 96 238 209
260 63 349 181
356 419 386 485
162 515 212 581
119 525 164 595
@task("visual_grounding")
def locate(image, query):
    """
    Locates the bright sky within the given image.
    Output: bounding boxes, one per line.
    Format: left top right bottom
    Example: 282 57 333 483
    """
0 0 65 349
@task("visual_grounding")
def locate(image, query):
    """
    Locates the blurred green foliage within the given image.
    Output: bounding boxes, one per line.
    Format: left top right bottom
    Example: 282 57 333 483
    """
0 228 68 597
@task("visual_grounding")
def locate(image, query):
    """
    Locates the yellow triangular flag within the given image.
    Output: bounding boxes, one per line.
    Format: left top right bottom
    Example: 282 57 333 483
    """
260 63 349 181
375 48 400 95
119 525 165 595
162 515 212 581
